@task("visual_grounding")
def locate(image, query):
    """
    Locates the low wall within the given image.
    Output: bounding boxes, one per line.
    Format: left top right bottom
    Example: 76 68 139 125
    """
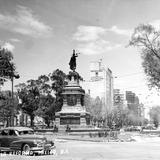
34 128 119 134
141 130 160 134
67 128 111 132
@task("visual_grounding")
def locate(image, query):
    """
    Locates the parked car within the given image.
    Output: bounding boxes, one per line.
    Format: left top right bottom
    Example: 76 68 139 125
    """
124 126 141 132
142 125 156 130
0 126 55 155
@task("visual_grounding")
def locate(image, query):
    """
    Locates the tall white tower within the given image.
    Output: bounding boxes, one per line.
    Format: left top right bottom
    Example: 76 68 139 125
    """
84 60 113 114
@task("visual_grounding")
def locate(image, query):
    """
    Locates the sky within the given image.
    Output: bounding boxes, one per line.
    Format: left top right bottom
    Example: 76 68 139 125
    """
1 0 160 106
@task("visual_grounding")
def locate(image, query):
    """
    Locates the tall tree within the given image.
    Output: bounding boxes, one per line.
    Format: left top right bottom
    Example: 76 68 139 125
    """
0 47 19 85
0 91 19 127
129 24 160 89
16 80 40 127
36 94 56 127
35 75 56 127
149 106 160 128
36 75 52 95
85 95 103 126
49 69 67 112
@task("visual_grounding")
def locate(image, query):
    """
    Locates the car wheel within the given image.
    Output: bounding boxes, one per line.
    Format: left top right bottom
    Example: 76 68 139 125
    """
22 144 32 155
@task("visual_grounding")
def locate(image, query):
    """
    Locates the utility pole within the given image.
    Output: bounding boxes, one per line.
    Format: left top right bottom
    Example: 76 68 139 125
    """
11 74 14 126
0 48 20 126
10 65 19 126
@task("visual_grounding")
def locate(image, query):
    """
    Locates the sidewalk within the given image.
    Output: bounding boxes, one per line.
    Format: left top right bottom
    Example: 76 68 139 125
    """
55 133 120 142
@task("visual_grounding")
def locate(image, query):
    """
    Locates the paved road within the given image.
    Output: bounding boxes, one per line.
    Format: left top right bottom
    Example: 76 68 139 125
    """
1 139 160 160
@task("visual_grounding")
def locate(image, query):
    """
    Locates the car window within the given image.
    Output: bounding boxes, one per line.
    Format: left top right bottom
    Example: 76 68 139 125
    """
19 130 34 135
9 130 17 136
1 130 9 136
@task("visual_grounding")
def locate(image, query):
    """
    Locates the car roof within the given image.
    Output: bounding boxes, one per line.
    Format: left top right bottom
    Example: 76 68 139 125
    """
1 127 33 132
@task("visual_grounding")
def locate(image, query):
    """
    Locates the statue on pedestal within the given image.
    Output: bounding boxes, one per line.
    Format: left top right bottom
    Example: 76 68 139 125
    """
55 49 90 127
69 49 79 71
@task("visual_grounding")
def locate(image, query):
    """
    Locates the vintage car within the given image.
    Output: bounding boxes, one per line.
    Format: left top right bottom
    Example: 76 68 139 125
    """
0 126 55 155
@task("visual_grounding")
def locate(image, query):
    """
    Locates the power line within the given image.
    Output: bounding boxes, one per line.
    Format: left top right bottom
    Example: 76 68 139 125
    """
115 72 144 78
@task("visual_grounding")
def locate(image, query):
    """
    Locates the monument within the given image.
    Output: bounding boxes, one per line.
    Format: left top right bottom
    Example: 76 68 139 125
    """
55 50 90 127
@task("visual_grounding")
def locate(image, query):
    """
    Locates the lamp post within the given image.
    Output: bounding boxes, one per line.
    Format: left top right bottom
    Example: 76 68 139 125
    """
10 67 20 126
0 48 20 126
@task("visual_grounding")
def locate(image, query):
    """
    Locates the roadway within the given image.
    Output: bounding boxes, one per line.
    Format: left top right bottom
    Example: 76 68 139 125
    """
1 138 160 160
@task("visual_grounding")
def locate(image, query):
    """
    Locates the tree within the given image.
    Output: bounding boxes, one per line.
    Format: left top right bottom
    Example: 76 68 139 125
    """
35 75 56 127
105 109 115 128
36 75 52 95
16 80 40 127
16 70 67 127
36 94 56 127
49 69 67 112
129 24 160 89
0 47 19 85
91 97 103 124
149 106 160 127
104 106 126 129
0 91 19 127
84 95 103 126
84 94 93 114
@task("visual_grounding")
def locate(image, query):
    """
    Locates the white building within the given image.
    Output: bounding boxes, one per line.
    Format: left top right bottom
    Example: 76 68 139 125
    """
82 60 114 114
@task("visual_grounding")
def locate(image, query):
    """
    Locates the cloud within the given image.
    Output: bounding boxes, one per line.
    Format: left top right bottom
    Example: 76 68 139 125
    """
78 40 121 55
0 5 53 38
2 42 15 52
10 38 21 42
150 20 160 30
73 25 122 55
108 26 132 36
73 25 106 41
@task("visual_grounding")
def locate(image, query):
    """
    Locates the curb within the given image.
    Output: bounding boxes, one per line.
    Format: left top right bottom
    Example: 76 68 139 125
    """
56 137 119 142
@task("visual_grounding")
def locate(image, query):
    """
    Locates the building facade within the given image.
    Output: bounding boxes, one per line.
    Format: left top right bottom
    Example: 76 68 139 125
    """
125 91 140 116
113 89 125 106
82 60 114 115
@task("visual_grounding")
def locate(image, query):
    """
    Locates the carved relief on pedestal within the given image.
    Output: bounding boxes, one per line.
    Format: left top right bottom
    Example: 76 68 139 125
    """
67 95 77 106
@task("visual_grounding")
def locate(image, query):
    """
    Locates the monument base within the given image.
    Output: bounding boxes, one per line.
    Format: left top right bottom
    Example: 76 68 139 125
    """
56 106 90 128
54 69 91 131
55 107 90 128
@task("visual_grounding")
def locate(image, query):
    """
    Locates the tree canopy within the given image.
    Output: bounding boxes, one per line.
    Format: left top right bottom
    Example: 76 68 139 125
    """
16 69 67 127
16 80 40 127
0 47 19 85
129 24 160 89
49 69 67 112
150 106 160 128
0 91 19 127
35 75 56 127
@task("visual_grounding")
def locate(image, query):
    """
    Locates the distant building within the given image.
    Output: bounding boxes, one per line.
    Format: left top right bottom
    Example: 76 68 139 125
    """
113 89 125 106
125 91 140 116
82 60 113 115
126 91 136 104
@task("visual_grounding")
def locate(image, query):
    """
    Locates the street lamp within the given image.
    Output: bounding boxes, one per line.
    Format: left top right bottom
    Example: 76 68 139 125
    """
9 65 20 127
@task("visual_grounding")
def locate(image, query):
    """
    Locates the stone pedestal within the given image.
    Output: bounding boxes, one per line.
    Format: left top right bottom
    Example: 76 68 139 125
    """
55 71 90 128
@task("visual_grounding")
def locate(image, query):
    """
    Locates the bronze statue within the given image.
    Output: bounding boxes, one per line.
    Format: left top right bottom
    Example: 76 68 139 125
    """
69 50 79 71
